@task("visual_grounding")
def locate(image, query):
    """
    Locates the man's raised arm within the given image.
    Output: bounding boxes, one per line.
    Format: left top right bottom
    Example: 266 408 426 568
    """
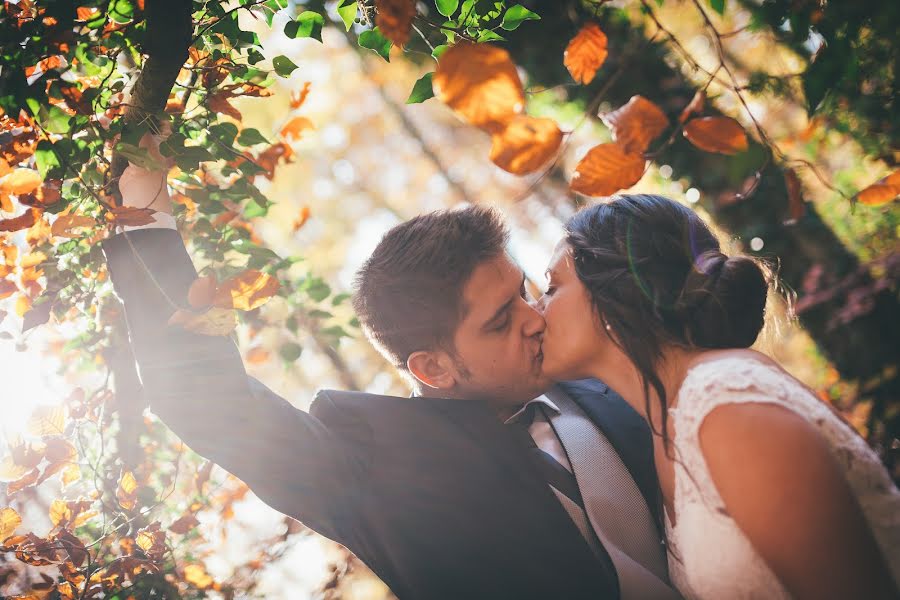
101 136 368 545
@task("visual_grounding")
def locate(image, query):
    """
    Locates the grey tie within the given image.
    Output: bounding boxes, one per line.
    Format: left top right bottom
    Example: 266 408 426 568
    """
545 387 679 600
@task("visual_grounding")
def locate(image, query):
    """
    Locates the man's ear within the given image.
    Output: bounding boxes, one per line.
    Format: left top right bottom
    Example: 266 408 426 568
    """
407 350 457 391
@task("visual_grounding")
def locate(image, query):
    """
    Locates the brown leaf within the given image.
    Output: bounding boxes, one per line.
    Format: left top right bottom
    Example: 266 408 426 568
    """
600 95 669 154
213 270 279 311
683 117 749 155
195 460 214 493
207 94 242 121
0 168 42 195
168 514 200 534
6 468 41 496
679 89 706 124
0 280 16 300
280 116 315 142
433 42 525 134
107 206 157 226
564 23 608 85
0 208 39 232
375 0 416 47
0 507 21 540
570 143 646 197
188 274 218 309
51 214 96 238
784 168 805 221
489 115 563 175
855 170 900 206
168 307 239 336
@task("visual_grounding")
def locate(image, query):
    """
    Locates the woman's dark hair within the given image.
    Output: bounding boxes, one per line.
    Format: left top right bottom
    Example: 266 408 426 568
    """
565 194 769 448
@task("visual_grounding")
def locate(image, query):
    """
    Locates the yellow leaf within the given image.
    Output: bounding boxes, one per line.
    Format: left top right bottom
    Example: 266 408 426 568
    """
570 143 646 197
117 470 138 510
600 95 669 154
51 214 96 238
184 564 214 589
0 456 30 483
213 270 279 311
0 168 42 195
49 498 68 527
0 507 22 540
683 116 749 155
136 530 154 552
26 405 67 437
433 42 525 134
61 463 81 488
564 23 608 85
489 115 563 175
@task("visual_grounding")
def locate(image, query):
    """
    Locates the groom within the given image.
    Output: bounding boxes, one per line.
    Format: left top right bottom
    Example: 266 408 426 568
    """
103 154 679 599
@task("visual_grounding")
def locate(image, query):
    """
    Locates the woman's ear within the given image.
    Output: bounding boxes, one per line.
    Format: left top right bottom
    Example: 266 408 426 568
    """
407 351 457 391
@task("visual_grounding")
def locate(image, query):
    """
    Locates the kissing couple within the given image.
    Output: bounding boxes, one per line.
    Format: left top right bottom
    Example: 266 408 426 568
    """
107 148 900 599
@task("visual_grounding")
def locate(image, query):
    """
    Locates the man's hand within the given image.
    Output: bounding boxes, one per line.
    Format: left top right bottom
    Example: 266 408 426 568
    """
117 123 174 217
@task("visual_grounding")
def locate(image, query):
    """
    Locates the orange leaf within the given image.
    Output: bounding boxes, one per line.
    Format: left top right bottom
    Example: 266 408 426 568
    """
375 0 416 47
15 294 31 317
679 89 706 124
213 270 279 311
246 346 270 364
564 23 608 85
600 95 669 154
290 82 312 109
61 464 81 488
784 168 805 221
433 42 525 134
1 168 42 195
255 142 293 179
489 115 563 175
51 214 96 238
25 213 52 245
0 281 16 300
280 116 315 142
855 170 899 206
0 507 21 540
570 143 646 197
292 205 311 232
188 274 218 309
0 191 12 213
683 117 749 155
76 6 98 20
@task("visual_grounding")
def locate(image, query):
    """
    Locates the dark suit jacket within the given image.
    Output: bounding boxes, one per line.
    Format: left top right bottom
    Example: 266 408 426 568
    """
102 229 660 600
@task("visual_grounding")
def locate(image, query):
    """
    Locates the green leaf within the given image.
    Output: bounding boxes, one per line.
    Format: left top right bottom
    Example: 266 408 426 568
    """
436 0 459 17
35 141 61 179
320 325 350 339
358 28 392 62
304 278 331 302
247 49 265 65
237 128 269 146
279 342 303 362
44 106 72 134
272 55 299 77
709 0 725 15
337 0 357 31
210 122 239 145
406 73 435 104
500 5 540 30
284 11 325 42
477 30 505 42
115 143 165 171
331 292 351 306
307 309 333 319
243 198 268 218
432 44 449 60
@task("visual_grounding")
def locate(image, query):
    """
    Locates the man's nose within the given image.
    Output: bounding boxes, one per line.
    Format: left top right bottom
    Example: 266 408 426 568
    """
522 301 546 337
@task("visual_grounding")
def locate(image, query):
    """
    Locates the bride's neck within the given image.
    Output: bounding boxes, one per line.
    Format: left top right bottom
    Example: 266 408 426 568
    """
591 346 700 427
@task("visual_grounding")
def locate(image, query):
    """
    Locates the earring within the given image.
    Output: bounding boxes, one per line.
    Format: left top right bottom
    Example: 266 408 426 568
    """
604 322 612 331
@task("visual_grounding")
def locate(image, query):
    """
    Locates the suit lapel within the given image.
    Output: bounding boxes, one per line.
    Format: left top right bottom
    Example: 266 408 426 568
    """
558 380 663 537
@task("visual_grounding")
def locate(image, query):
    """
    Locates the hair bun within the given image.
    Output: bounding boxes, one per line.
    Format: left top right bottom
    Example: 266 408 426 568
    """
675 251 767 348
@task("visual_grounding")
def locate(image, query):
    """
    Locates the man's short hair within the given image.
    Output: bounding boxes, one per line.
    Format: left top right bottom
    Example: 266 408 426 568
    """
352 205 509 371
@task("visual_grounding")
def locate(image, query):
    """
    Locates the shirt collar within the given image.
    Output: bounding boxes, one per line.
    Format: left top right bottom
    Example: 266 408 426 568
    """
504 394 561 425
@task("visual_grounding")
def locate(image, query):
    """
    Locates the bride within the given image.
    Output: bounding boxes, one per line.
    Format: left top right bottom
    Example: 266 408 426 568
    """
536 194 899 599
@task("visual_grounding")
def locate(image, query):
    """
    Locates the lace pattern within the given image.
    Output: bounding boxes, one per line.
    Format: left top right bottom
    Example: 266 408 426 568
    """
664 357 900 599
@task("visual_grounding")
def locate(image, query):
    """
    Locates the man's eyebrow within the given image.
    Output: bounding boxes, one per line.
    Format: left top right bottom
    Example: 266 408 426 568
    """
481 272 525 331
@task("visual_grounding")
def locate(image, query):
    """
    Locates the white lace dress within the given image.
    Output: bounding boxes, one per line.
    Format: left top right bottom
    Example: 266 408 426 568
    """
665 357 900 599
